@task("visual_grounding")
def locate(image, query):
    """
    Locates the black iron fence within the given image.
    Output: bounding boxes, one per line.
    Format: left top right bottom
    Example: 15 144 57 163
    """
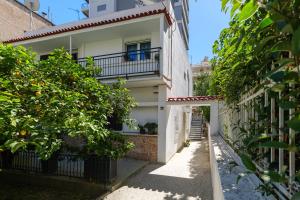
0 151 117 184
77 47 161 79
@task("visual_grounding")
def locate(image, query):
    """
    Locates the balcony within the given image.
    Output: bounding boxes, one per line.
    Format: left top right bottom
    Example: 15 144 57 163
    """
78 47 161 80
81 3 89 17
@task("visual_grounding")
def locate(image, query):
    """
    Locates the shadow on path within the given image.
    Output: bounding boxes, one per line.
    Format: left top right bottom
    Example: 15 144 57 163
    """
104 139 213 200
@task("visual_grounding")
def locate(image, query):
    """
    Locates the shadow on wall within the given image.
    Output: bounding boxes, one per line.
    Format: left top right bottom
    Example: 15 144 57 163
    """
123 140 213 200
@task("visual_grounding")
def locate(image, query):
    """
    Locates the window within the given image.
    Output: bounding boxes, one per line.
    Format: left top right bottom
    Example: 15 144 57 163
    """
126 41 151 61
140 42 151 60
97 4 106 12
126 44 138 61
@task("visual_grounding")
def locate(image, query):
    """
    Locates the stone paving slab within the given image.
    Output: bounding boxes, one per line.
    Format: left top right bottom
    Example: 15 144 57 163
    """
103 140 213 200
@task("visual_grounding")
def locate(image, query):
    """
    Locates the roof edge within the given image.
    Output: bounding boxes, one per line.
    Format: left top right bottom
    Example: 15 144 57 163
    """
4 8 172 44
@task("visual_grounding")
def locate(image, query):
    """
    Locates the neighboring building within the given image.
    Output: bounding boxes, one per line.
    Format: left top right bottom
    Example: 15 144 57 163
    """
192 56 211 80
81 0 189 49
4 1 192 163
0 0 53 42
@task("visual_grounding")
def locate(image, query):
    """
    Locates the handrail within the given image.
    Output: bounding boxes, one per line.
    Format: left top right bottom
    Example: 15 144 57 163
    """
77 47 161 79
77 47 162 60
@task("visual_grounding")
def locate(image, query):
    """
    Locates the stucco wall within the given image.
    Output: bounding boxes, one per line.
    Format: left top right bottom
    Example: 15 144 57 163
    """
78 31 160 58
158 1 192 162
80 38 123 57
125 134 158 162
123 87 158 133
0 0 52 42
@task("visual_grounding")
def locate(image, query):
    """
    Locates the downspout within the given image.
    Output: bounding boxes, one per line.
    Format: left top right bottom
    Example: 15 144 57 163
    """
69 35 72 55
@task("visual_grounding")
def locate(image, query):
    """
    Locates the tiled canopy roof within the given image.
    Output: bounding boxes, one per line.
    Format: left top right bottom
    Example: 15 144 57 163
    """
167 96 223 102
3 8 172 44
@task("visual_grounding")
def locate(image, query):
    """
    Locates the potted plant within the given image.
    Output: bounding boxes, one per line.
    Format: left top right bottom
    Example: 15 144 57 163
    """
138 124 146 134
144 122 158 135
84 132 134 183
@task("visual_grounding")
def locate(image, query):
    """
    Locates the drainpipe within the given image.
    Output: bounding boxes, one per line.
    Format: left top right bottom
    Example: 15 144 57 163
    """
69 35 72 55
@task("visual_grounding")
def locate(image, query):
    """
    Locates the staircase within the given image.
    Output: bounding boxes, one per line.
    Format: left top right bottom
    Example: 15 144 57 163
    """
189 120 204 141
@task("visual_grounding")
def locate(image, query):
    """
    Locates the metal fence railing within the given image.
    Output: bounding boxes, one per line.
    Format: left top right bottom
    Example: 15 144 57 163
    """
77 47 161 79
218 86 300 199
0 151 117 184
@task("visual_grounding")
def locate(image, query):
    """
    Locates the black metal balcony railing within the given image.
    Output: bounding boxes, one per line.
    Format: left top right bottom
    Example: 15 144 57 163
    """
77 47 161 79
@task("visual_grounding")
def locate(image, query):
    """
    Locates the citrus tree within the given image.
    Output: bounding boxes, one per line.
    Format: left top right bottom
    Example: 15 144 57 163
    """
0 45 135 160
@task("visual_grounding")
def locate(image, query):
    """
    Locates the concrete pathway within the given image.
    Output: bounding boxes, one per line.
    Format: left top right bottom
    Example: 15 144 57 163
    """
104 140 213 200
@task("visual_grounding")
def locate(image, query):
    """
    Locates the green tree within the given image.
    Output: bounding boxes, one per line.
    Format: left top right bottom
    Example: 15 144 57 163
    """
0 45 135 160
194 73 212 121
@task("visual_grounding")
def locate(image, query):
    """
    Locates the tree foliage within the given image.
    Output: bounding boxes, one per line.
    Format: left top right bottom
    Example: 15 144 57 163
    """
0 45 135 160
194 73 213 121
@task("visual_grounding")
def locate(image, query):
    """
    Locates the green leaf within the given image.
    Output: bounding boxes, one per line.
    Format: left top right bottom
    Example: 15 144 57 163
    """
269 71 284 82
271 84 285 92
240 153 256 171
5 140 27 153
278 100 298 109
259 17 273 29
237 172 247 184
239 0 259 22
292 192 300 200
272 40 292 52
222 0 230 11
288 115 300 132
259 141 289 149
231 2 241 18
267 171 286 183
284 71 299 83
295 0 300 8
292 27 300 55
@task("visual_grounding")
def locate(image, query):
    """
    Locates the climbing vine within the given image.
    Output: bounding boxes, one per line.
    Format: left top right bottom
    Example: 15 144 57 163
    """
212 0 300 198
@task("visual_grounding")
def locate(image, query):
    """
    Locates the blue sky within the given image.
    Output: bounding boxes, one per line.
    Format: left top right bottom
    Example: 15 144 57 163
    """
26 0 230 64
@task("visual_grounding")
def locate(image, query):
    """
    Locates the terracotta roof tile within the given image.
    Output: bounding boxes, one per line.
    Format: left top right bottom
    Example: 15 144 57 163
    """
4 8 172 44
167 96 223 102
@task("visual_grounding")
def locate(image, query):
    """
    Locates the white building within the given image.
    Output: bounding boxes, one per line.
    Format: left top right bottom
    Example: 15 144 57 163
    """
4 0 192 163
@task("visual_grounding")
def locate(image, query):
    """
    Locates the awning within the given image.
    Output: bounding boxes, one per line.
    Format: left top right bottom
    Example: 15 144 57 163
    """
166 96 223 106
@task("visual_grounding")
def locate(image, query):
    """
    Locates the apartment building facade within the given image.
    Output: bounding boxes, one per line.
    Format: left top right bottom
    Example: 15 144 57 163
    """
4 0 192 163
81 0 189 49
0 0 53 42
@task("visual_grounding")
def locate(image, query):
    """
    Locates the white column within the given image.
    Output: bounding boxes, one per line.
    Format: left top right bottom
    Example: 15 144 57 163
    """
289 84 295 186
270 97 276 162
210 101 219 135
279 92 284 172
69 35 72 55
157 85 167 163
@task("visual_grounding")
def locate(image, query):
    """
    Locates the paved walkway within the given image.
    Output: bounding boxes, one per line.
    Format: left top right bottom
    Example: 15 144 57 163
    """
104 140 213 200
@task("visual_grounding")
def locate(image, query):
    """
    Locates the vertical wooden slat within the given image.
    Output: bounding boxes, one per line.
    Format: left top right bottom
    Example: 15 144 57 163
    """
289 83 295 188
271 97 276 163
279 92 284 172
256 97 263 157
264 91 269 165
